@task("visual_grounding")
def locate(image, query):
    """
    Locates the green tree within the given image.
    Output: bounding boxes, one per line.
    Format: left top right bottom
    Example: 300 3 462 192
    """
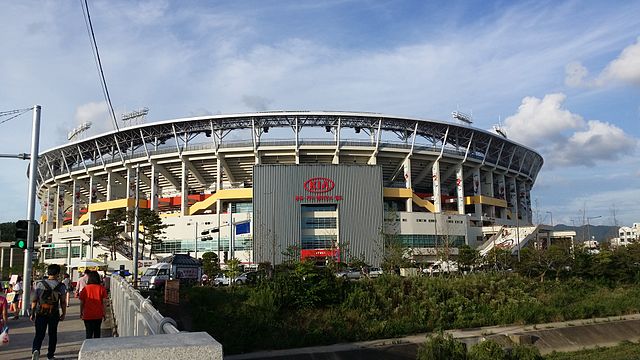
417 332 467 360
129 208 168 259
457 245 479 273
281 245 300 265
201 251 220 277
484 248 515 271
226 258 242 285
93 209 127 260
381 232 412 273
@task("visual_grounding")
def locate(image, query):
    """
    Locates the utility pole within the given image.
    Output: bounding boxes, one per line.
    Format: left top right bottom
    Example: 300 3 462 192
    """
133 164 140 288
587 215 602 244
22 105 41 316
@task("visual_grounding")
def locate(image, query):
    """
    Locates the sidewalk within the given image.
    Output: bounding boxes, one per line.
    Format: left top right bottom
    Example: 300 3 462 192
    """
1 296 112 360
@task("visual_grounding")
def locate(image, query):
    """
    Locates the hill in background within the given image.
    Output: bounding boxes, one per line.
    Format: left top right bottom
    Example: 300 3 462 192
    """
552 224 619 243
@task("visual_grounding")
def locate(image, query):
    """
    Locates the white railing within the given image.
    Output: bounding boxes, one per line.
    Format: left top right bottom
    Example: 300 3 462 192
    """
110 275 179 336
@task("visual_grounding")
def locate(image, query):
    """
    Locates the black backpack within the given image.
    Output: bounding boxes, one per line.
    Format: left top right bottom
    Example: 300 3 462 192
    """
36 281 63 316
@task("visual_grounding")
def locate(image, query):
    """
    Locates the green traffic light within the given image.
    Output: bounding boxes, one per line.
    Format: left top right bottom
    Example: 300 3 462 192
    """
16 240 26 249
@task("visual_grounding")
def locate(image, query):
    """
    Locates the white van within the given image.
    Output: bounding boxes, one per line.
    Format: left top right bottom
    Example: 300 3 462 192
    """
140 262 171 289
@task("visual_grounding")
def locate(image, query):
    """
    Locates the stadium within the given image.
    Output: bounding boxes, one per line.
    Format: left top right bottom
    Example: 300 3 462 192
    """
34 111 553 267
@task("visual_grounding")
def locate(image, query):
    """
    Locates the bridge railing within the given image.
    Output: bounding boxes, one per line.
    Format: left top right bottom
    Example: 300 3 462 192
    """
109 275 179 336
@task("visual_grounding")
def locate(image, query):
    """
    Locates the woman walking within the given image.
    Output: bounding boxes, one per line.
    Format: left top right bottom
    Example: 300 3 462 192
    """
79 271 108 339
11 276 23 319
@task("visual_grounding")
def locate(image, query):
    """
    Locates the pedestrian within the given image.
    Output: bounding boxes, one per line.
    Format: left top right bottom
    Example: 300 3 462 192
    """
61 274 71 308
30 263 67 360
11 276 23 320
79 271 107 339
75 270 88 298
0 287 8 330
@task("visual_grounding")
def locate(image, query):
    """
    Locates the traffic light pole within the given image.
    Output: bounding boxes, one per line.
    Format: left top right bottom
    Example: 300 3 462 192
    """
22 105 41 316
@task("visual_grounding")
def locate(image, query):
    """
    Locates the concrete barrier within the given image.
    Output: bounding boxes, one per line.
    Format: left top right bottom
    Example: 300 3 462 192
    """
78 332 223 360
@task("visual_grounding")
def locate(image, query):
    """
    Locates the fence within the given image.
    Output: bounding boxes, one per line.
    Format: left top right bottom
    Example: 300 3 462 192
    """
109 274 179 336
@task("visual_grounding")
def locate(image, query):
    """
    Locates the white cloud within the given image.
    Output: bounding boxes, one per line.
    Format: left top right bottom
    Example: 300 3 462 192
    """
504 93 637 167
566 37 640 87
74 102 111 137
553 120 637 166
598 37 640 85
564 62 589 87
503 93 584 147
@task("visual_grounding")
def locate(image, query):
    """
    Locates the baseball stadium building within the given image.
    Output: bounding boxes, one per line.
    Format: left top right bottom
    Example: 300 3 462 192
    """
35 111 545 267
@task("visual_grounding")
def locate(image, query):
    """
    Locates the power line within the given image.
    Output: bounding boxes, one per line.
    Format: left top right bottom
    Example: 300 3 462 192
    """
0 108 32 125
80 0 120 132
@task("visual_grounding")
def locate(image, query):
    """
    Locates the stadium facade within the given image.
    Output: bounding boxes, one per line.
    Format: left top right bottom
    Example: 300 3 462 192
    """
35 111 543 266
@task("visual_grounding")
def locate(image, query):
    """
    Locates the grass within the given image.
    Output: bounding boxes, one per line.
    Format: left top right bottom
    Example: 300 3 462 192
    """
545 341 640 360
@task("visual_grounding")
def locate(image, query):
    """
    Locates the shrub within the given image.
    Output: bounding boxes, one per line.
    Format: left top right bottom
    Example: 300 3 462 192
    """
510 344 543 360
469 340 507 360
416 332 467 360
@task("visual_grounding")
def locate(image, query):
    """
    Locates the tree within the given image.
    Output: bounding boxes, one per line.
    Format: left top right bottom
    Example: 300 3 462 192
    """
226 258 242 285
457 245 479 273
517 244 572 282
484 248 515 271
93 209 126 260
129 208 168 259
281 245 300 265
201 251 220 277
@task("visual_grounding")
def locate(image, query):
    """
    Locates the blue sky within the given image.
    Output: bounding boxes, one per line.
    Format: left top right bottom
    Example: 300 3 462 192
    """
0 0 638 228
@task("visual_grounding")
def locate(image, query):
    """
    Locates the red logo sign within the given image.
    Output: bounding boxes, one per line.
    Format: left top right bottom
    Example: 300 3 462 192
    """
304 177 335 193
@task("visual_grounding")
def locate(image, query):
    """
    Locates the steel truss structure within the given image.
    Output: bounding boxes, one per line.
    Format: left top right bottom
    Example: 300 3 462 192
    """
36 111 543 231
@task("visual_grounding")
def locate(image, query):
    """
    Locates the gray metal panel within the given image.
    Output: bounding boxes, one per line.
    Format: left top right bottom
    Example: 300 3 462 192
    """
253 165 383 266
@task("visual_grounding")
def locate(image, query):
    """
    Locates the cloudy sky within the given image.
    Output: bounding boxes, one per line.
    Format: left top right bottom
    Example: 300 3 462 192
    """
1 0 638 227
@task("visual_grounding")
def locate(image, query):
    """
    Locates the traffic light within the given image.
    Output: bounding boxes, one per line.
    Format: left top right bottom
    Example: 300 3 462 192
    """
14 220 28 249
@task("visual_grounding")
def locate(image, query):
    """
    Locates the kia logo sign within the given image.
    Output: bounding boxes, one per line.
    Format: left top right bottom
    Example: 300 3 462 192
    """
304 177 335 193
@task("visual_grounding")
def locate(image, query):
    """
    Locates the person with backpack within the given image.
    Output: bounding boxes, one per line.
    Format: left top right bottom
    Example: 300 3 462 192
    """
30 264 67 360
79 271 108 339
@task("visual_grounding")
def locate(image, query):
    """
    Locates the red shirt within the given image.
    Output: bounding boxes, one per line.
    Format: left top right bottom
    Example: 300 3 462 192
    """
79 284 107 320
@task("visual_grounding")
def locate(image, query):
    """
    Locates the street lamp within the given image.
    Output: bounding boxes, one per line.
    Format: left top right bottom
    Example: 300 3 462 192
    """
587 215 602 244
546 211 553 227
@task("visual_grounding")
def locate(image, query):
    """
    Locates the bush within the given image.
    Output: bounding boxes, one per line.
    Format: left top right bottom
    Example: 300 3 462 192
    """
469 340 507 360
510 344 543 360
186 271 640 354
416 332 467 360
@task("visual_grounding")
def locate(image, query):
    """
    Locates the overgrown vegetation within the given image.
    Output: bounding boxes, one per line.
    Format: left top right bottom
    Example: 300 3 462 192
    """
183 243 640 355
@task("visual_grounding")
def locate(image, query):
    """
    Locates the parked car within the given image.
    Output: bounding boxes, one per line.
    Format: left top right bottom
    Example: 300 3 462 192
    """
212 274 230 286
336 268 361 279
233 272 250 285
367 267 384 278
423 261 458 276
212 272 250 286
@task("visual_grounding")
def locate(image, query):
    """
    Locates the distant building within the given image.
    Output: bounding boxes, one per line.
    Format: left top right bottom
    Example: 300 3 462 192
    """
610 223 639 247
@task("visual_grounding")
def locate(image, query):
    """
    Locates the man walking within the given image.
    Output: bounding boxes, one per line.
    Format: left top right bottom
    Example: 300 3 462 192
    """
30 264 67 360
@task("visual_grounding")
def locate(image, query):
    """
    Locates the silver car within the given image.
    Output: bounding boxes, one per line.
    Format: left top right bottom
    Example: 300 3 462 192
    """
336 268 361 279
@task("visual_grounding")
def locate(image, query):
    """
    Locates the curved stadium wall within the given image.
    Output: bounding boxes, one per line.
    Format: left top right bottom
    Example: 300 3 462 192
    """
35 111 542 265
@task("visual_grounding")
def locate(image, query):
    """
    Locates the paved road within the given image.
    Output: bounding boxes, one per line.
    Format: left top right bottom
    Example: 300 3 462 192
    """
1 296 112 360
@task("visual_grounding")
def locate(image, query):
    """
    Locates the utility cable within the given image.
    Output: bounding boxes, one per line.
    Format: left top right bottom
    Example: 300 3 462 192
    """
0 108 32 125
80 0 120 132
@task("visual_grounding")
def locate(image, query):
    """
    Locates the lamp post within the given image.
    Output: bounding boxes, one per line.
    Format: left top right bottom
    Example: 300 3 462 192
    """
587 215 602 244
